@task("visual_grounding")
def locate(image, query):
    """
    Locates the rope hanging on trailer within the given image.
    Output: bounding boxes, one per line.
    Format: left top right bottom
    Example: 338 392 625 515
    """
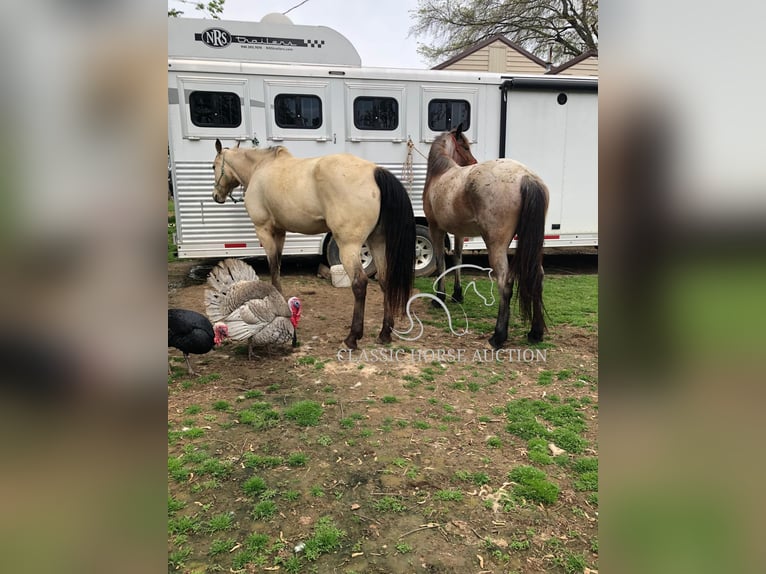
402 138 415 192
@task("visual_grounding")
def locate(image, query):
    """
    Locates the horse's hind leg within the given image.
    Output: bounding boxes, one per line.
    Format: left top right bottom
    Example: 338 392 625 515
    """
487 243 512 350
367 231 394 344
257 227 286 294
337 240 368 350
451 235 464 303
429 225 447 307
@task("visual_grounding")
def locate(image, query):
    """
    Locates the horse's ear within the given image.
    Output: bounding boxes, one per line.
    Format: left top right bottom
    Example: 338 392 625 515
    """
235 140 241 149
215 139 222 154
455 123 464 137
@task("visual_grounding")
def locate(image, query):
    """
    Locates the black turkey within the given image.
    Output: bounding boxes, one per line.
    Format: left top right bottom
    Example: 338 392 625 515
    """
168 308 228 375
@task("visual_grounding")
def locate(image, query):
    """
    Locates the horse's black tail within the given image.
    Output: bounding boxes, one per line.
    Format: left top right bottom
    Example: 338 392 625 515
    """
511 175 548 334
374 167 415 315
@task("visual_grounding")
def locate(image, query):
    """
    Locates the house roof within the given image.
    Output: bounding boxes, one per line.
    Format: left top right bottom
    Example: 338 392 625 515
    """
432 34 549 70
546 49 598 74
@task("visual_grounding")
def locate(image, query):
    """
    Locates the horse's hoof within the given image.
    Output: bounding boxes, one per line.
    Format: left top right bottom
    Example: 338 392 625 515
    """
344 337 358 350
488 336 504 350
451 294 464 304
376 334 392 345
527 331 543 344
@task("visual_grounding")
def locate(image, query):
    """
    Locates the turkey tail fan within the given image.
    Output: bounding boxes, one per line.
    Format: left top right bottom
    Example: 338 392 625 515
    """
205 258 259 322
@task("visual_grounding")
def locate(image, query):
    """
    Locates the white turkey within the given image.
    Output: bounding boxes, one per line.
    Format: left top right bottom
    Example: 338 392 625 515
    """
168 308 228 376
204 258 302 358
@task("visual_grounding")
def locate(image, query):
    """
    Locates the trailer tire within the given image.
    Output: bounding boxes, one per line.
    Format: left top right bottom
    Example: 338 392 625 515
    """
325 236 377 278
414 224 438 277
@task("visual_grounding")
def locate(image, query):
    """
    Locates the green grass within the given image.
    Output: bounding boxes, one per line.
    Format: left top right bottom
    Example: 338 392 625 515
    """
287 452 308 467
283 400 324 426
373 496 407 512
242 453 283 469
413 274 597 334
303 516 346 561
381 395 398 403
205 512 234 533
486 436 502 448
242 476 267 496
252 500 277 520
508 465 560 505
434 489 464 502
209 537 236 557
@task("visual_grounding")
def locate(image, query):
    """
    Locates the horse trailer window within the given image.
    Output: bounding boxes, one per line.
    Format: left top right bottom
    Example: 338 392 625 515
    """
428 99 470 131
189 91 242 128
274 94 323 129
353 97 399 130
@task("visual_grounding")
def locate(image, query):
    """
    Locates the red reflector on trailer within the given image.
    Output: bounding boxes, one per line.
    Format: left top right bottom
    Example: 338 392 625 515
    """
224 243 247 248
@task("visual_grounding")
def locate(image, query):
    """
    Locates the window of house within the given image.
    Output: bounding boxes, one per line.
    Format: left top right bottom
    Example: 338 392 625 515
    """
274 94 323 129
427 99 471 131
353 97 399 130
189 91 242 128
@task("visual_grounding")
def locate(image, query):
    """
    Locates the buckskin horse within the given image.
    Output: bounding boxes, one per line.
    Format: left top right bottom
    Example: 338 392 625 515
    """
210 140 416 350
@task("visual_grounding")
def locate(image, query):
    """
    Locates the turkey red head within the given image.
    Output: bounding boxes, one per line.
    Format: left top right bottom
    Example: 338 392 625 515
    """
287 297 302 328
213 322 229 345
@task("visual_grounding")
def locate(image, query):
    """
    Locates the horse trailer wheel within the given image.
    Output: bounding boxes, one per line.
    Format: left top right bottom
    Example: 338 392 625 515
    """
325 236 377 278
414 224 438 277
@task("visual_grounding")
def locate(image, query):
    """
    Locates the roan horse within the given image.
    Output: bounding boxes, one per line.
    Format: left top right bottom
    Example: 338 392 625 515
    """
211 140 416 350
423 126 549 348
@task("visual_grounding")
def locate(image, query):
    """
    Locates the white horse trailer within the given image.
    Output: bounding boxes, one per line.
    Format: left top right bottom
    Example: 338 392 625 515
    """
168 17 597 275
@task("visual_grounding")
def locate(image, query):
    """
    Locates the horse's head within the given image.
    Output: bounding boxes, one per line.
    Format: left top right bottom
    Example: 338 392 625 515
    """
449 124 478 166
212 139 242 204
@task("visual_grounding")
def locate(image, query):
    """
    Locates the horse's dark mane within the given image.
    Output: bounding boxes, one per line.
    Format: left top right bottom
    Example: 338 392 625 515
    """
427 133 457 178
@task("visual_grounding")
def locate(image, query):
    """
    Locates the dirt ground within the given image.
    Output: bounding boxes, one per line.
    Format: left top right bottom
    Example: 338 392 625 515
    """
168 255 598 574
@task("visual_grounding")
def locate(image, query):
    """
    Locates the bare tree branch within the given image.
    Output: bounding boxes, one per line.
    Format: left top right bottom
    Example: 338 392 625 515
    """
410 0 598 65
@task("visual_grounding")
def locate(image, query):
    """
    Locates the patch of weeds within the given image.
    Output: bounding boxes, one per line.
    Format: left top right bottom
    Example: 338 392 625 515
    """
209 537 236 557
467 381 481 392
527 437 553 465
259 488 278 500
586 492 598 506
283 490 300 501
212 400 230 411
316 435 332 446
287 452 308 467
537 370 554 385
304 516 346 561
310 485 325 497
196 373 221 384
591 538 599 553
245 532 270 552
168 494 185 516
168 457 188 482
510 539 531 551
339 418 354 429
555 551 588 573
572 457 598 473
282 555 302 573
244 389 263 399
197 457 233 479
297 356 318 365
434 489 464 502
382 395 398 403
478 415 492 423
413 420 431 430
205 512 234 533
168 547 191 570
284 400 323 426
184 405 201 415
405 467 419 479
373 496 407 512
395 542 413 554
402 374 422 388
168 514 201 535
396 419 409 428
360 428 373 438
454 470 490 486
574 470 599 492
556 369 573 380
252 500 277 520
550 427 588 454
243 453 284 469
183 427 205 439
508 465 560 505
242 475 267 496
486 436 502 448
239 405 280 429
450 381 467 391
